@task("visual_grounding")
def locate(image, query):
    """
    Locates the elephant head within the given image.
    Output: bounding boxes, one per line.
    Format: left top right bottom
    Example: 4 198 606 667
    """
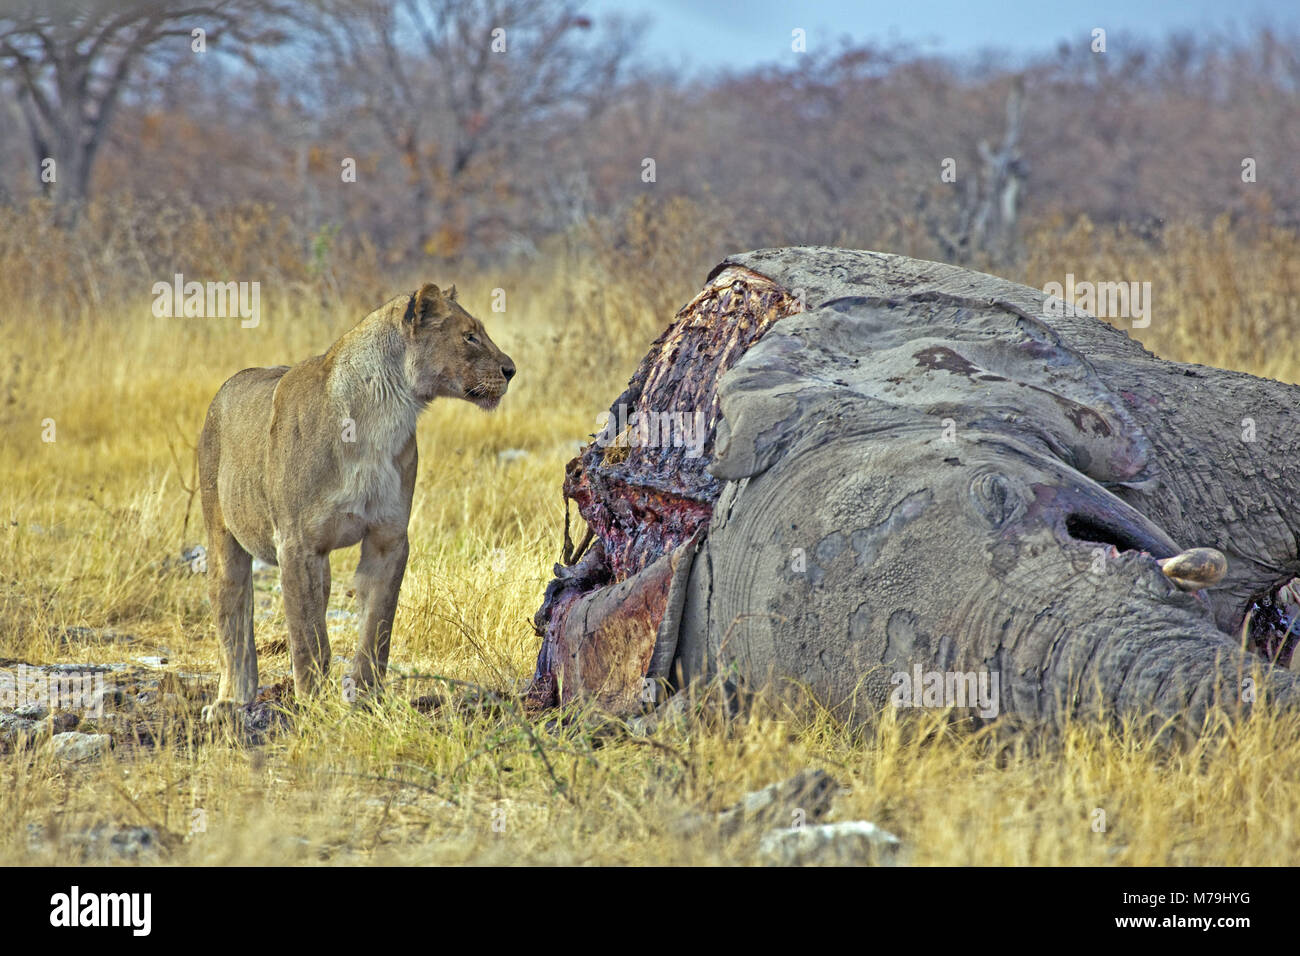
530 248 1300 732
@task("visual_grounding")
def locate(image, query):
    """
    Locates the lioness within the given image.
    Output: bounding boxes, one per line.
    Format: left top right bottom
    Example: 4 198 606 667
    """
197 284 514 721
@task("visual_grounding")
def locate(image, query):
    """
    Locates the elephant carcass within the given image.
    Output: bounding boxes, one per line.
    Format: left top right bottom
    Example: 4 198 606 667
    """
529 248 1300 728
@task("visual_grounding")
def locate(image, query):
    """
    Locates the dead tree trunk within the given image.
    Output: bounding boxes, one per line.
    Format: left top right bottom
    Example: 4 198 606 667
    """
971 74 1026 259
928 75 1027 264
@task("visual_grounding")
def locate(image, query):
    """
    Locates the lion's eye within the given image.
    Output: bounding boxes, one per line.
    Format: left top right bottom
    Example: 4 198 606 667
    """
465 334 480 345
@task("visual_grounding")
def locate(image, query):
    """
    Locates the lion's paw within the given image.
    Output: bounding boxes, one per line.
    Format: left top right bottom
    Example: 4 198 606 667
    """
201 699 243 726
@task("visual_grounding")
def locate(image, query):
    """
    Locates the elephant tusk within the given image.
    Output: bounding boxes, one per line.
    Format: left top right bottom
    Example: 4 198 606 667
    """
1158 548 1228 590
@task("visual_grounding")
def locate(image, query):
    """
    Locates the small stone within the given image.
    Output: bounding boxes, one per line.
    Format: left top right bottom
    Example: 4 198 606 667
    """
56 626 135 645
679 769 839 838
181 545 206 574
14 701 49 720
70 824 161 863
49 731 112 763
0 714 38 748
97 687 130 708
107 826 160 861
25 823 47 854
628 695 688 736
758 820 901 866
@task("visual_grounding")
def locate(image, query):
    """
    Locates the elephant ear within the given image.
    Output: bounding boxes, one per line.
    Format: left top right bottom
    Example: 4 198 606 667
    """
712 290 1157 490
709 305 905 481
719 246 1150 363
710 329 838 482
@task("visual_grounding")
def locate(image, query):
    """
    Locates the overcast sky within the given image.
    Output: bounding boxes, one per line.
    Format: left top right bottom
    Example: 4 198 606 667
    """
589 0 1300 75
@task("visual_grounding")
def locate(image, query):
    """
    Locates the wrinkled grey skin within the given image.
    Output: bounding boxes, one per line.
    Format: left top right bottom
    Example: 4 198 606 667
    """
662 248 1300 729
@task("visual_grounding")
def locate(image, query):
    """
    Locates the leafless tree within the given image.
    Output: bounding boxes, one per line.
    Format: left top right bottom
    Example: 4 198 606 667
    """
926 75 1027 263
0 0 286 213
306 0 633 255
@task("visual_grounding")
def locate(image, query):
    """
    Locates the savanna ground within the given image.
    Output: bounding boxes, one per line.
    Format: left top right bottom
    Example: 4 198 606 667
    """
2 203 1299 865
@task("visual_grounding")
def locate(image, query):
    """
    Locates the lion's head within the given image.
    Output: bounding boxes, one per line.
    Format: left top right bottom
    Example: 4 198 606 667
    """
400 283 515 409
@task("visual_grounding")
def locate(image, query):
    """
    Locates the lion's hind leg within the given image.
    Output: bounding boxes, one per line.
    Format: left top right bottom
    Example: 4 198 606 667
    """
202 528 258 723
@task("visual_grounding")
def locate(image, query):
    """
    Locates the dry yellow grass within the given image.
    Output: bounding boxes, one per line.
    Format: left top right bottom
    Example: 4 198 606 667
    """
1 207 1298 865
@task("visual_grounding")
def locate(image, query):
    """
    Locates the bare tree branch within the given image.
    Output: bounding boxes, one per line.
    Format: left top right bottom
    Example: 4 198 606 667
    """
0 0 290 211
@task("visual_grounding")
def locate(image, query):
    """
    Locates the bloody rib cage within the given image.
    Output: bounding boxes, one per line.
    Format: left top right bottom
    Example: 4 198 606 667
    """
528 266 802 712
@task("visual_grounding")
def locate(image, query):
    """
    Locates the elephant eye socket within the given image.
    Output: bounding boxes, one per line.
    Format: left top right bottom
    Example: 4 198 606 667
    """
969 472 1024 527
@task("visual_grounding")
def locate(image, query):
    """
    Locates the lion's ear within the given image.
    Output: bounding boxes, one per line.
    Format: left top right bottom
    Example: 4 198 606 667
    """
406 283 447 329
445 284 457 301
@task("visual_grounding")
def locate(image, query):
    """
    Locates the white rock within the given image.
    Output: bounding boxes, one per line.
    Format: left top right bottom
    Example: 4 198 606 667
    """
759 820 901 866
49 732 112 763
0 714 38 746
14 701 49 720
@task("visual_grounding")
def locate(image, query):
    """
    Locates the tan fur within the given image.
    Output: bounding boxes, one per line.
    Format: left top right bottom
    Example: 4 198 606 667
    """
197 284 514 721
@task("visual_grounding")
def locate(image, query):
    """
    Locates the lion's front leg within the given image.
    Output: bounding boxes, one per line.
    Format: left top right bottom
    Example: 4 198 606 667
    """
349 529 409 699
278 542 332 699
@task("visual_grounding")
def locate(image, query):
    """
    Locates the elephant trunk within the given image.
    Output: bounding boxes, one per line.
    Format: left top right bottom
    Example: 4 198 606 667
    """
1038 615 1298 731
